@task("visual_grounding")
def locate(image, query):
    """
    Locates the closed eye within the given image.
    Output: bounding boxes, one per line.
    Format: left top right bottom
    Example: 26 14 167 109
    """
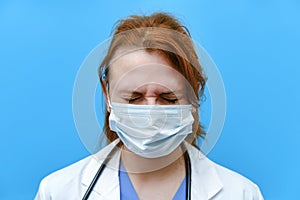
126 96 141 103
124 92 142 103
159 92 179 104
161 97 178 103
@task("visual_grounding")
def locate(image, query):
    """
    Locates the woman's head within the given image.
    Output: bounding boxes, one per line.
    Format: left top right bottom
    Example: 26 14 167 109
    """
99 12 206 147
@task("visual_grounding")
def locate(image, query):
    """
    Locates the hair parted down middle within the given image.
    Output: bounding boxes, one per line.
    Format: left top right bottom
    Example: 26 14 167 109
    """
98 12 207 148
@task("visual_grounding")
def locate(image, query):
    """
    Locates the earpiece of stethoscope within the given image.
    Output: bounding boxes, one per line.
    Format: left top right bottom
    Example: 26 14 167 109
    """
82 143 191 200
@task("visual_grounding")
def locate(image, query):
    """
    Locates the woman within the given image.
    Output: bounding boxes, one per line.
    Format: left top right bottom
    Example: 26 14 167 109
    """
35 12 263 199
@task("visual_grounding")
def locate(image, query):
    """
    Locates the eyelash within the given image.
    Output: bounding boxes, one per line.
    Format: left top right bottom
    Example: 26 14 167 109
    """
162 97 178 103
127 97 140 103
125 97 178 103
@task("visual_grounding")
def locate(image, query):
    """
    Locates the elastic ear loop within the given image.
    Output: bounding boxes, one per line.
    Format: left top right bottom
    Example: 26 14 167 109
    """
106 83 112 111
191 97 199 113
191 105 198 113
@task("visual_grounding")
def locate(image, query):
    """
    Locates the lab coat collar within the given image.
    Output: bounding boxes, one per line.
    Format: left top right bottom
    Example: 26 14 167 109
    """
188 144 223 199
81 139 223 200
81 139 121 200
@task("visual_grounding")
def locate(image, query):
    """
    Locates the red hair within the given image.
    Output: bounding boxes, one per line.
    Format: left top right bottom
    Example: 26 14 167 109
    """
99 12 206 147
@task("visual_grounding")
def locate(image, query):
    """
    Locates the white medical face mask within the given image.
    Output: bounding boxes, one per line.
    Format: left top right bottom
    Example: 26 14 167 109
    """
109 103 194 158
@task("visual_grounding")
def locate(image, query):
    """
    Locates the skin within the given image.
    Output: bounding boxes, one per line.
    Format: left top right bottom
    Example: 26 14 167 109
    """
103 49 192 199
107 50 189 106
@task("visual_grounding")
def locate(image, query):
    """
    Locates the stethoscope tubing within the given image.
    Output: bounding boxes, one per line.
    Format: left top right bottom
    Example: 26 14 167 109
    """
82 146 119 200
82 144 191 200
184 148 192 200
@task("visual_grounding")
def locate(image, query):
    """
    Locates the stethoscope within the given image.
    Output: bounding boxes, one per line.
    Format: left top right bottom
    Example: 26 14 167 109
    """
82 143 192 200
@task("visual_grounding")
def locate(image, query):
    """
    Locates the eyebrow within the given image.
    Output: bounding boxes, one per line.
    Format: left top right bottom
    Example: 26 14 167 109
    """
159 91 184 99
160 91 177 96
120 91 143 97
161 89 186 94
120 90 184 95
119 90 142 95
160 91 178 95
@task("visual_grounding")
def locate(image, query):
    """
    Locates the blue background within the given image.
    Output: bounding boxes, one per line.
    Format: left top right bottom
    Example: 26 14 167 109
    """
1 0 299 199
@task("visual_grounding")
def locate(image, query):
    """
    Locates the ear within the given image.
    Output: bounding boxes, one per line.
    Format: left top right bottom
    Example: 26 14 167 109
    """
101 80 110 112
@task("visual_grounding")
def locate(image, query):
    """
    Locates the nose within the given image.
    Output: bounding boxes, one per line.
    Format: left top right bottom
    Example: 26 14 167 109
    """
144 97 157 105
138 84 160 105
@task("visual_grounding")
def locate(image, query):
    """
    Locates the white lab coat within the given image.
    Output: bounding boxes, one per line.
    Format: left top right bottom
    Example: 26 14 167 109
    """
35 139 263 200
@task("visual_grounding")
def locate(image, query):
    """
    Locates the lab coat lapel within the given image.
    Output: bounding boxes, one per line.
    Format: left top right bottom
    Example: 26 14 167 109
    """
81 139 121 200
80 140 223 200
188 145 223 199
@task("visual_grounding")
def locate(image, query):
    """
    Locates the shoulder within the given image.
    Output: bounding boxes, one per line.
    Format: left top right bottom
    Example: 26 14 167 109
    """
35 140 120 199
35 155 92 199
212 161 263 199
41 155 91 187
187 145 263 199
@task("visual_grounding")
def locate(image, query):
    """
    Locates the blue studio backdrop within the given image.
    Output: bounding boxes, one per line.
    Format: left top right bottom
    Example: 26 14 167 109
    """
1 1 299 199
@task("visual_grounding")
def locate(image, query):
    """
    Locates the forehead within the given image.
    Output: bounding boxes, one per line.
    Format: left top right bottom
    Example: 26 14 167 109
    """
109 50 186 92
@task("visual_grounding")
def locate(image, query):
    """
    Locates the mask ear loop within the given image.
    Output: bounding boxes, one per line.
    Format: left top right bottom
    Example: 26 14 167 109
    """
191 104 198 113
106 83 112 112
190 97 199 113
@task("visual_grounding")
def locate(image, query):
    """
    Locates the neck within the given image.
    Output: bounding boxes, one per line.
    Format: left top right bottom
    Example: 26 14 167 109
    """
120 145 187 199
120 145 185 175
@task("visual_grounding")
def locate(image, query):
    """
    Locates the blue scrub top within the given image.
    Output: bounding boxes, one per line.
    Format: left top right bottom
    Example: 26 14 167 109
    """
119 161 186 200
